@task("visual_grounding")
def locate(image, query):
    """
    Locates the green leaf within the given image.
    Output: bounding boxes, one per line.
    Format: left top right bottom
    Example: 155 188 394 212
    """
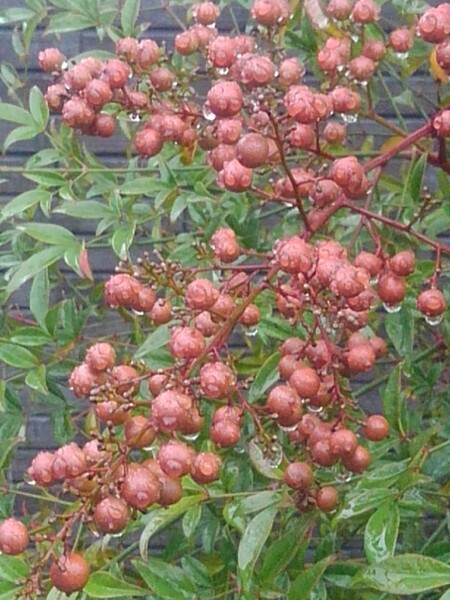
84 572 144 597
30 269 49 331
337 489 397 520
46 11 95 33
17 223 75 245
239 490 282 514
0 581 22 600
11 327 51 346
0 343 37 369
133 558 197 600
260 514 315 584
408 153 427 203
24 171 65 187
182 503 202 539
0 104 32 125
0 190 50 222
55 201 112 219
382 364 408 435
3 125 39 151
139 494 205 559
29 86 49 130
248 439 283 480
288 556 334 600
180 556 212 590
134 325 170 360
355 554 450 594
356 461 408 489
385 304 414 358
120 178 170 195
238 503 278 572
112 222 135 259
0 8 35 24
248 352 280 403
63 242 86 278
170 194 187 223
6 246 64 295
364 501 399 564
0 555 29 582
25 365 48 393
121 0 140 35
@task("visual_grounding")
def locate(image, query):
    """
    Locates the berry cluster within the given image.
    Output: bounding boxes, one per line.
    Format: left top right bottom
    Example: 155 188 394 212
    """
5 0 447 595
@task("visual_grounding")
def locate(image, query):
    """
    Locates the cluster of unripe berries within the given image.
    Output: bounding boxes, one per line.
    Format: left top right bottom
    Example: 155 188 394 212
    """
274 236 446 325
38 0 450 215
15 1 448 595
18 219 447 590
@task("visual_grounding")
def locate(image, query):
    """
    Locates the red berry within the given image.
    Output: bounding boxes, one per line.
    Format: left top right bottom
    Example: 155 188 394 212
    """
199 362 236 398
121 466 160 510
417 288 447 317
193 2 221 25
389 250 415 277
185 278 219 310
377 271 406 306
236 133 269 168
50 553 90 594
190 452 222 484
0 519 29 555
389 29 413 53
38 48 65 72
251 0 290 27
316 486 339 512
93 496 129 534
266 385 302 427
206 81 243 118
342 446 371 473
283 461 313 490
364 415 390 441
158 441 195 478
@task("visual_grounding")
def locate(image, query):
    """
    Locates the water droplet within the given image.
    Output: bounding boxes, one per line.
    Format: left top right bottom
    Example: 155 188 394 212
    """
424 314 443 326
359 80 369 88
143 443 157 451
109 531 124 539
181 431 201 441
383 302 402 314
61 60 69 70
265 442 283 468
132 308 144 316
277 16 283 24
351 34 359 42
234 444 245 454
307 404 324 414
274 70 279 78
217 67 229 75
207 22 216 29
339 113 358 124
337 470 352 483
129 113 141 123
171 81 178 89
279 423 298 433
202 104 216 121
337 65 345 73
245 326 259 337
25 476 36 486
395 51 409 60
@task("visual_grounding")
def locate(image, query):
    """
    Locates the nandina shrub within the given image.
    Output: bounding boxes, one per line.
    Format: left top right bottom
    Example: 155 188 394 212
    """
0 0 449 598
